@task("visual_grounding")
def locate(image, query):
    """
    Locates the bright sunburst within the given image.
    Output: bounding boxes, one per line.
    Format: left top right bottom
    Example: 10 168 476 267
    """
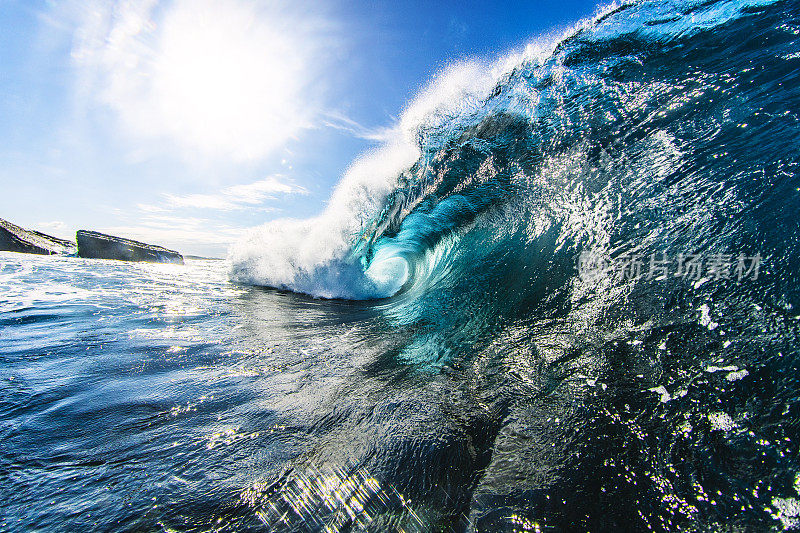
74 0 328 161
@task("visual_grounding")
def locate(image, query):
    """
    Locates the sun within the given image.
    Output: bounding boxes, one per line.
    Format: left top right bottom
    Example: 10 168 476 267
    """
152 0 309 160
76 0 325 161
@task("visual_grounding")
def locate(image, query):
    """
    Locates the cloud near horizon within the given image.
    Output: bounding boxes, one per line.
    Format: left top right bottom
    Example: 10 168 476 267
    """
104 215 248 257
117 176 306 255
163 176 307 211
37 221 66 230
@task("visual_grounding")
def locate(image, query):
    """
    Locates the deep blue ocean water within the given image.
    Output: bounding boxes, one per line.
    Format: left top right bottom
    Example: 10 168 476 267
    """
5 0 800 530
1 255 410 530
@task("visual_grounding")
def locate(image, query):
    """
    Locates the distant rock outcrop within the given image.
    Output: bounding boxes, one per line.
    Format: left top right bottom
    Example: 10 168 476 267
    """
76 230 184 264
0 218 75 255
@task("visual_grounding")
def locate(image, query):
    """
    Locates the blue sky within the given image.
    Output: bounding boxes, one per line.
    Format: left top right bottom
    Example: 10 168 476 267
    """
0 0 604 257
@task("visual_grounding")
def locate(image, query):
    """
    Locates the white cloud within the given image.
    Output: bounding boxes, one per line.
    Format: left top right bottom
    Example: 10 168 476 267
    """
96 175 306 257
320 111 396 143
69 0 337 162
37 221 65 230
163 176 307 211
136 203 168 213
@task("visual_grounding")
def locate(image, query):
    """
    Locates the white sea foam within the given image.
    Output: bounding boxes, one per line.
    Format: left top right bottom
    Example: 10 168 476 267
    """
708 411 735 431
771 497 800 529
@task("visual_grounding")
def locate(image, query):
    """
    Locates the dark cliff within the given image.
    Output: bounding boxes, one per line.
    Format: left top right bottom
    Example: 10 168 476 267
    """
76 230 183 264
0 218 75 255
